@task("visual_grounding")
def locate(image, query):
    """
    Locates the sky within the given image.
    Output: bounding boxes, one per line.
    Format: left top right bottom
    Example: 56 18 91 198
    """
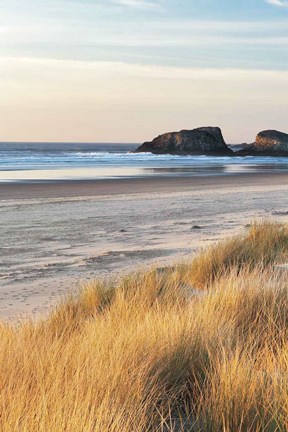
0 0 288 143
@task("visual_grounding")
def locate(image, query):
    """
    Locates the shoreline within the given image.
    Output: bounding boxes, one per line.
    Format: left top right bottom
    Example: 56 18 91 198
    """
0 171 287 201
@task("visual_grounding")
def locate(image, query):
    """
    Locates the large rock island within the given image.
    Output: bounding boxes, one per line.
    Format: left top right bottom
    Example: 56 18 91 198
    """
237 130 288 156
134 127 234 156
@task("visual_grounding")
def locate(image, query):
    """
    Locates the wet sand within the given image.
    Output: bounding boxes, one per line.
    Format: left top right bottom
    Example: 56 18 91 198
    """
0 172 287 320
0 171 287 200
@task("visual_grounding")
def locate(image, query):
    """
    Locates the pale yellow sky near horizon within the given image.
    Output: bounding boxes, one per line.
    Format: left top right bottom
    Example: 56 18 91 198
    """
1 0 288 144
1 57 288 144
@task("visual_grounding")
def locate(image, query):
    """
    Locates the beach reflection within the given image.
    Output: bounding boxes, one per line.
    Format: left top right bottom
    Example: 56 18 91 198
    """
0 162 287 183
143 162 288 176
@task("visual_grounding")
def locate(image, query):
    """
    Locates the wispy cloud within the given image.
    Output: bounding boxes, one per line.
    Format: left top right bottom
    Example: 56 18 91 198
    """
2 57 288 82
111 0 163 10
266 0 288 7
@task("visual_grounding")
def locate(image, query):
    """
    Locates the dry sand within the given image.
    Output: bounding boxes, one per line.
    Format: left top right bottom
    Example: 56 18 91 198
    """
0 172 287 320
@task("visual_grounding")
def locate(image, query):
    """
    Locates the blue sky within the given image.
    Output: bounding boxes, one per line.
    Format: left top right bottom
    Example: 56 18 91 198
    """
0 0 288 142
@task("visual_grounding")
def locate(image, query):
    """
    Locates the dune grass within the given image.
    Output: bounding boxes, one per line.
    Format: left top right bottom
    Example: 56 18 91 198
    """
0 221 287 431
179 220 288 289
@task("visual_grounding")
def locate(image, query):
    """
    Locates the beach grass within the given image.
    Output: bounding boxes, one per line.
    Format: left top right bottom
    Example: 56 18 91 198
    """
0 222 287 431
178 220 288 289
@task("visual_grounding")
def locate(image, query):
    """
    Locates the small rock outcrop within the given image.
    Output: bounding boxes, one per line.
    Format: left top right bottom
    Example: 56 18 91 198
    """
134 127 234 156
237 130 288 156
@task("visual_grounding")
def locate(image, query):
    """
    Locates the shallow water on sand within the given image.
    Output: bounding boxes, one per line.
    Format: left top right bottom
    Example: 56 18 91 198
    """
0 142 287 182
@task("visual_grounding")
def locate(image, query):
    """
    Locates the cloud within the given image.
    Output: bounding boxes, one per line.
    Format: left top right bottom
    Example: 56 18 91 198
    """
111 0 163 10
2 56 288 82
266 0 288 7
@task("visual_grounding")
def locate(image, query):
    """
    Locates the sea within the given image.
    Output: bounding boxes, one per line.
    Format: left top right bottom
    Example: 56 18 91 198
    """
0 142 287 183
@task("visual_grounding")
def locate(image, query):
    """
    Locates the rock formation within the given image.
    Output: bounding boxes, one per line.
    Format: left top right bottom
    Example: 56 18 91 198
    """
134 127 234 156
237 130 288 156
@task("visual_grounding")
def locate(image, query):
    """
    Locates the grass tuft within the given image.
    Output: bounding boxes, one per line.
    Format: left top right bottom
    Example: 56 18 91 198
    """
182 220 288 289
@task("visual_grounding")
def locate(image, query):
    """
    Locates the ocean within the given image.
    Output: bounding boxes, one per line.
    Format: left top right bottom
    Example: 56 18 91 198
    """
0 142 287 183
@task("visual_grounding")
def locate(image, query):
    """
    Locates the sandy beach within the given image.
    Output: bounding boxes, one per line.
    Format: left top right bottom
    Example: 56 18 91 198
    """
0 172 287 320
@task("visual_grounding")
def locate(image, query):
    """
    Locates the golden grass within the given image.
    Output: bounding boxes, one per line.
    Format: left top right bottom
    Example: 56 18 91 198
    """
0 222 287 431
180 220 288 289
